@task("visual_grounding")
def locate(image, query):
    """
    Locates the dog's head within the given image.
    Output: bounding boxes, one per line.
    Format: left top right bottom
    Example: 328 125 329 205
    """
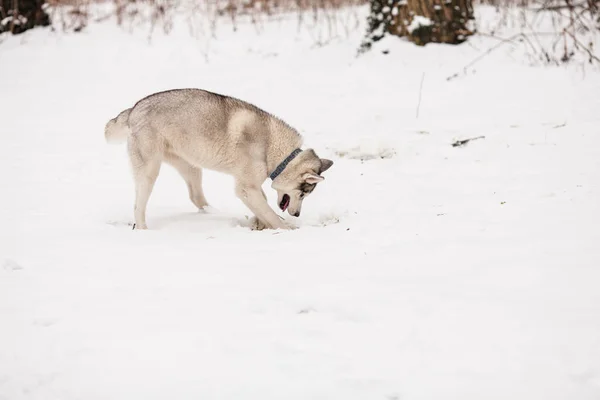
271 149 333 217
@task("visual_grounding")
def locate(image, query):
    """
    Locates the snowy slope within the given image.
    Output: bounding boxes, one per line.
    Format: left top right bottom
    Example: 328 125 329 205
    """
1 6 600 400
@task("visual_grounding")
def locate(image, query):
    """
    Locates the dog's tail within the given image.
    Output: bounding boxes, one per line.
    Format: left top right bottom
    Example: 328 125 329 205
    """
104 108 132 144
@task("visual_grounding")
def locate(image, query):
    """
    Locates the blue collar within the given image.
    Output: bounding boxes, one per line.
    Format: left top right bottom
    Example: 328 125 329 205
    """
269 148 302 180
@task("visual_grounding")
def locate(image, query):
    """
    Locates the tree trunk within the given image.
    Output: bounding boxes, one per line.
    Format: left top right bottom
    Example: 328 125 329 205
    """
0 0 50 34
393 0 474 45
359 0 475 53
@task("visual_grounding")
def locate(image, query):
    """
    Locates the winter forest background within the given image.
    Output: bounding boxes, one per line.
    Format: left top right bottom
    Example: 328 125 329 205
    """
1 0 599 397
3 0 600 62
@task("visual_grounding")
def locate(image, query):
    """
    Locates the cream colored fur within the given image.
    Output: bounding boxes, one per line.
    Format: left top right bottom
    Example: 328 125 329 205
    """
104 88 333 230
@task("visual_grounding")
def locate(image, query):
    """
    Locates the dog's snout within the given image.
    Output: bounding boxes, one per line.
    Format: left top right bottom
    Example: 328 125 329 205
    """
293 211 300 217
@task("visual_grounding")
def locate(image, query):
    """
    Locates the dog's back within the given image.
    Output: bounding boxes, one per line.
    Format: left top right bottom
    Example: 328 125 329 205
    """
106 89 299 174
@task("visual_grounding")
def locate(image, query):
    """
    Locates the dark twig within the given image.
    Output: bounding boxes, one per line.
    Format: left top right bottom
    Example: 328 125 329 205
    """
416 72 425 119
452 136 485 147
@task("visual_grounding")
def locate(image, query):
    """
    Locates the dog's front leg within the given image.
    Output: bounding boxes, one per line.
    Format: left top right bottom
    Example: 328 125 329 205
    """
235 182 293 230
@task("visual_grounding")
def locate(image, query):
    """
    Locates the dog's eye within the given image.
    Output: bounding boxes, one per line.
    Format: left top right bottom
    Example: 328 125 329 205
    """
299 193 305 199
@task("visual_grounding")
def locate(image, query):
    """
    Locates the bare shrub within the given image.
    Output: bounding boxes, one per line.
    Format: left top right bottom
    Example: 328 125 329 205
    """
470 0 599 65
44 0 365 41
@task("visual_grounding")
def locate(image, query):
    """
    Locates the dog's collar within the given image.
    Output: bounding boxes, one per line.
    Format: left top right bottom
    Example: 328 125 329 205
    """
269 148 302 181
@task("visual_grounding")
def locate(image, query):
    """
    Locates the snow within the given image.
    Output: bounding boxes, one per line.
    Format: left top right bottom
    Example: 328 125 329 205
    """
1 5 600 400
407 15 432 33
1 15 27 27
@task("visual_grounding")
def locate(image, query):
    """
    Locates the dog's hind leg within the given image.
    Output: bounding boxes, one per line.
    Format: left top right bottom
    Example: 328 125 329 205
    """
165 154 208 210
128 139 161 230
132 160 161 230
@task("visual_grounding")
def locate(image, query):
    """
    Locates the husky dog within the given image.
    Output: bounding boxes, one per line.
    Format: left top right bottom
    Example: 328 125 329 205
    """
104 88 333 230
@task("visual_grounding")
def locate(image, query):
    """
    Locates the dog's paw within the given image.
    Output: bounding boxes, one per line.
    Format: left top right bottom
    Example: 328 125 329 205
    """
198 204 216 214
280 220 298 230
248 217 297 231
250 217 269 231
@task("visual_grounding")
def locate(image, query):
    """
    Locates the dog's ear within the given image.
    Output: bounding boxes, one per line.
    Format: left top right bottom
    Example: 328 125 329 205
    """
320 159 334 173
302 172 324 184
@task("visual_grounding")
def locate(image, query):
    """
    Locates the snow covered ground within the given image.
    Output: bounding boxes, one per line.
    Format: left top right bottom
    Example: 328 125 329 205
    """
1 5 600 399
